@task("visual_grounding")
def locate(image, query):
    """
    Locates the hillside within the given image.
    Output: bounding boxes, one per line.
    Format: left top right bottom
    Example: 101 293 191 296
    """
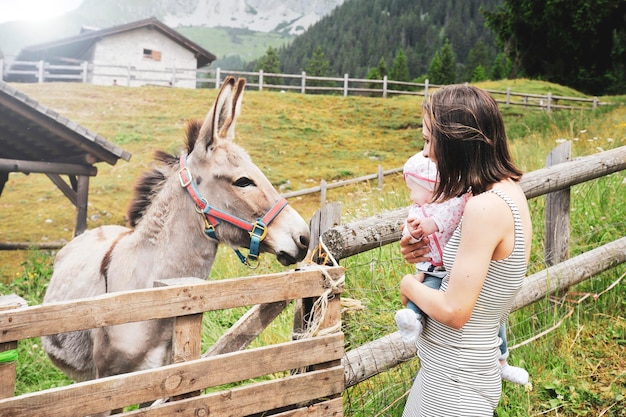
275 0 503 80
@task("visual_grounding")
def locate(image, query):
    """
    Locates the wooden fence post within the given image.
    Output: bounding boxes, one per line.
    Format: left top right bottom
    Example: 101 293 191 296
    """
37 61 44 83
74 175 89 236
308 202 342 264
423 79 429 100
154 278 204 401
215 67 221 89
301 71 306 94
545 141 571 267
382 75 388 98
259 69 264 91
82 62 88 83
0 295 27 400
343 73 349 97
547 92 552 112
377 165 383 190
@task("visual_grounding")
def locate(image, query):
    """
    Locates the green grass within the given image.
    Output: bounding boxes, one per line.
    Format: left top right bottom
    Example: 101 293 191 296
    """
0 80 624 416
177 26 295 62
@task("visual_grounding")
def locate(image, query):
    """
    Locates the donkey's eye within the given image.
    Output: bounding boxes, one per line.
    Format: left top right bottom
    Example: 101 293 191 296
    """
233 177 255 187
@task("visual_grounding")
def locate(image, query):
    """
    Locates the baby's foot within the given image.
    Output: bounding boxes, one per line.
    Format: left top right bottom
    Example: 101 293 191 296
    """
395 309 423 344
501 363 529 385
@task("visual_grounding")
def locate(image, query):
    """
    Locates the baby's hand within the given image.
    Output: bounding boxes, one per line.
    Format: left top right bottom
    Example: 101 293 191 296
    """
403 217 439 243
403 218 424 243
420 217 439 236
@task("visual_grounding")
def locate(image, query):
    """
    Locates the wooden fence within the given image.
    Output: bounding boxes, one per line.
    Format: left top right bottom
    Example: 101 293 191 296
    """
0 266 345 417
315 145 626 387
0 59 608 110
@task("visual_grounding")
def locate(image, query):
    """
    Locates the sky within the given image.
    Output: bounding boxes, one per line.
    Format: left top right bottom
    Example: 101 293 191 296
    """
0 0 82 24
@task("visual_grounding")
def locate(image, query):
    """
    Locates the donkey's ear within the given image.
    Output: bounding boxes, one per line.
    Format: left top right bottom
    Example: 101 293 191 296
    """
221 78 245 140
197 77 245 151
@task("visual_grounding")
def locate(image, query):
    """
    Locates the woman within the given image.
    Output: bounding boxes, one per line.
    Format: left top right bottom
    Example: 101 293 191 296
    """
399 85 532 416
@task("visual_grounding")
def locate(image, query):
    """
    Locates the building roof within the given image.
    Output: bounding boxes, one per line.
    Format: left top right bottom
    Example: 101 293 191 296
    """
0 80 131 166
13 17 216 68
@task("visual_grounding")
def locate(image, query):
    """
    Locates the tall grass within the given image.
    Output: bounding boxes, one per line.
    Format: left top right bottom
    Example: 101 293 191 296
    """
0 81 624 415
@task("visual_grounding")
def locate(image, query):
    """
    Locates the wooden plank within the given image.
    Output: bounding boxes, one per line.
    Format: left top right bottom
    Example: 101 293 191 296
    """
125 367 345 417
267 398 342 417
0 335 343 417
204 301 288 356
0 267 345 343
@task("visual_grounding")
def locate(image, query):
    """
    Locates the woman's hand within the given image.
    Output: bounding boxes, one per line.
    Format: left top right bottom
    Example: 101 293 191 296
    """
399 228 431 264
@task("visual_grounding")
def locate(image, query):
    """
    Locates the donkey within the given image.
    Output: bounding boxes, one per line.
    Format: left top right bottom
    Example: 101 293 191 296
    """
42 77 310 392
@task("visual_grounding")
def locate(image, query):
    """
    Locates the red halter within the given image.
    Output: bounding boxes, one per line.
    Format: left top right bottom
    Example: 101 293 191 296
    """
178 154 288 267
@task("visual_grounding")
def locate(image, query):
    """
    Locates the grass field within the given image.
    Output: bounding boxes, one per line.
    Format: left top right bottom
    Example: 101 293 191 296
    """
0 80 624 416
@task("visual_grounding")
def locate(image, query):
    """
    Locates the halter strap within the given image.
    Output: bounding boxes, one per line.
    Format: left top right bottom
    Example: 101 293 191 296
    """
178 154 288 268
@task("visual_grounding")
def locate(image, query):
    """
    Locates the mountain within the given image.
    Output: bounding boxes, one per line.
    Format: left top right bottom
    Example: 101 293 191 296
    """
160 0 346 34
0 0 344 59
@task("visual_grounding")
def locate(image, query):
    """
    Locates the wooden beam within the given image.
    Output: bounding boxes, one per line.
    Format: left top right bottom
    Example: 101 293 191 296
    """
0 158 97 176
46 173 77 206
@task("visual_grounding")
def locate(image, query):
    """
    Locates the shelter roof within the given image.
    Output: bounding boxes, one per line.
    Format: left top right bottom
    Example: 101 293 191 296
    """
0 81 131 166
13 17 216 68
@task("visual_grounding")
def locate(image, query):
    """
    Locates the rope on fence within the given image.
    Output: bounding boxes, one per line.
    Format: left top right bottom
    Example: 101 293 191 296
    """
292 239 345 340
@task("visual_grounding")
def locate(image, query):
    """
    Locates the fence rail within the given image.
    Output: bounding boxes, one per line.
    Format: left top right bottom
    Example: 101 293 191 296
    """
1 59 609 110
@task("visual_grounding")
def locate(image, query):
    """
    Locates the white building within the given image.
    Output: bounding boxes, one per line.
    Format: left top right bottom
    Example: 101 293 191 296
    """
4 18 215 89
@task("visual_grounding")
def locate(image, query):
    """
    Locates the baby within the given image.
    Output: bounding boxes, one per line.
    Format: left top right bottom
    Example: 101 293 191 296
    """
395 151 529 385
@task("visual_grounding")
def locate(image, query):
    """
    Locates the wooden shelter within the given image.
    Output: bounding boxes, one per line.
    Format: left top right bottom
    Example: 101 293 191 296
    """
0 81 131 239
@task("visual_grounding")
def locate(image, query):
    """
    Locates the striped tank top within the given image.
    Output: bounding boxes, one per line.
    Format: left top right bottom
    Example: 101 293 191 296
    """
402 188 527 417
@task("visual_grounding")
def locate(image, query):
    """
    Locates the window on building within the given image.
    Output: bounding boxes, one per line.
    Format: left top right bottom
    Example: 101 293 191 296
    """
143 49 162 61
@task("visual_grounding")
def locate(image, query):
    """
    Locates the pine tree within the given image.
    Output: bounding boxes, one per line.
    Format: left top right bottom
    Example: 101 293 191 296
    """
464 40 491 82
390 49 410 82
428 39 457 84
255 47 282 86
491 52 512 81
376 57 388 78
305 47 332 89
471 64 488 82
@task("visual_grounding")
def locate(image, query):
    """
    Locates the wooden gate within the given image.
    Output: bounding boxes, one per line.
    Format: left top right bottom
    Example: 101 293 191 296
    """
0 266 344 417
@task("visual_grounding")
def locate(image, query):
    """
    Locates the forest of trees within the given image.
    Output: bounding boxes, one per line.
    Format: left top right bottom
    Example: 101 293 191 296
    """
249 0 626 96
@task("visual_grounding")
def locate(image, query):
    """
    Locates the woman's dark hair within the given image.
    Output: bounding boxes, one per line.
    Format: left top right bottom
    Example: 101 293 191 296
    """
423 84 523 200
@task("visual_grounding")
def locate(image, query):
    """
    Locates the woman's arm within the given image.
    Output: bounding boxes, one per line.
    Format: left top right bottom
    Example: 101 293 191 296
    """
400 194 507 328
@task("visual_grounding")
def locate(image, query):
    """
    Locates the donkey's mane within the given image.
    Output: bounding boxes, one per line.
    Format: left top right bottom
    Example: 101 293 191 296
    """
127 119 203 227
